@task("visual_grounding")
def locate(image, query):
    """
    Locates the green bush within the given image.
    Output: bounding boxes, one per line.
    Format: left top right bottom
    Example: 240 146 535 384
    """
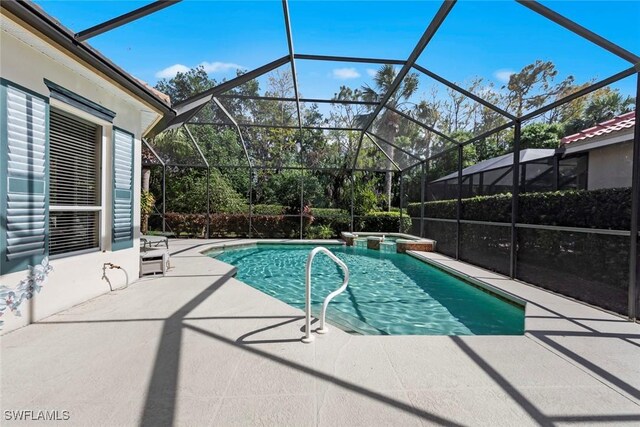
312 210 350 238
164 213 208 237
210 169 247 214
306 225 334 239
356 211 412 233
164 212 315 238
518 188 631 229
312 208 349 218
407 188 631 230
252 204 286 215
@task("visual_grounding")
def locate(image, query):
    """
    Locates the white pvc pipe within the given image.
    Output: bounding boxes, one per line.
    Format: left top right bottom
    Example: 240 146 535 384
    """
302 247 350 343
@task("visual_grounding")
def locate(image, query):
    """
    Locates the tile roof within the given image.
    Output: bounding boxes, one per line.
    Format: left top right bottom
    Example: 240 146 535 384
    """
136 78 171 104
561 111 635 145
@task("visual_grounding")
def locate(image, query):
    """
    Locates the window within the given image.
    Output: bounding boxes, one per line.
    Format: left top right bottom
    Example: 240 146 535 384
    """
559 154 588 190
49 109 101 256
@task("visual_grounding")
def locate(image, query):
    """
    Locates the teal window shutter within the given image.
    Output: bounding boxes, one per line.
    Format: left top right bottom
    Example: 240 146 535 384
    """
112 127 134 250
0 80 49 274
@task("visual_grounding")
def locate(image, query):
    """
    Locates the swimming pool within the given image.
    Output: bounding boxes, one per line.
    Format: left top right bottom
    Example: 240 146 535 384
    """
211 244 524 335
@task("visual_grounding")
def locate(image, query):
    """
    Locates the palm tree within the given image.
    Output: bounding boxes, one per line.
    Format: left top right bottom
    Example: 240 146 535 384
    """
361 65 419 210
583 91 634 125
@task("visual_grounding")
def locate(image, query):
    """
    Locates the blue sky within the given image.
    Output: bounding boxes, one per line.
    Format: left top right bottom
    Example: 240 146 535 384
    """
34 1 640 102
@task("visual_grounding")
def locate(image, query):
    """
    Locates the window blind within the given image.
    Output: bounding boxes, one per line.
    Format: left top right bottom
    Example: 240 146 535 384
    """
48 109 100 256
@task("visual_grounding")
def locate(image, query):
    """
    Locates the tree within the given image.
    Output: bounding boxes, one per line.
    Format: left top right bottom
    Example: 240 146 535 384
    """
412 87 442 158
155 66 215 104
583 89 634 125
564 87 635 135
504 60 574 116
361 65 419 210
521 123 564 149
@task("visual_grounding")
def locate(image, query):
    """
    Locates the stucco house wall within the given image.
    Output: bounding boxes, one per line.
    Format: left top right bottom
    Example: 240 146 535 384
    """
0 13 164 333
587 141 633 190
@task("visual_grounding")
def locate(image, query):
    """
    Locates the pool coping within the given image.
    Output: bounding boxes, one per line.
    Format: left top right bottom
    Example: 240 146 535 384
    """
197 238 346 256
406 251 528 309
346 232 418 239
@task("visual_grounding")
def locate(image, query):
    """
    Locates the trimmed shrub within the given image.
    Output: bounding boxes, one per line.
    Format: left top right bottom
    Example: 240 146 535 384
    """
312 208 349 218
518 188 631 229
406 188 632 314
407 188 631 230
164 213 209 237
164 212 313 238
252 204 287 215
356 211 412 233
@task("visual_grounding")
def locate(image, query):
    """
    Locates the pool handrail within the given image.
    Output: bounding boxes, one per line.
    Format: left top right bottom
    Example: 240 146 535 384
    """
302 247 350 343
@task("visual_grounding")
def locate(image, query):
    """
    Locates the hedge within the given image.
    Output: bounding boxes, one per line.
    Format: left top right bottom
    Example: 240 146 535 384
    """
252 204 286 215
312 208 349 218
407 188 632 315
407 188 631 230
161 210 411 238
163 213 310 238
355 211 412 233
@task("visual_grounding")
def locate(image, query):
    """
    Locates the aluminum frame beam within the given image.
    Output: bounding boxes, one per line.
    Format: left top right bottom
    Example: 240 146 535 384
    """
212 97 253 168
510 121 522 278
629 73 640 319
142 138 165 167
215 93 378 106
519 66 637 122
183 124 209 168
1 0 173 118
294 53 406 65
149 56 291 136
460 121 516 148
75 1 182 42
365 131 424 162
352 0 457 170
384 104 459 146
412 63 516 120
364 133 401 171
189 122 363 132
517 0 640 65
282 0 303 131
177 55 290 106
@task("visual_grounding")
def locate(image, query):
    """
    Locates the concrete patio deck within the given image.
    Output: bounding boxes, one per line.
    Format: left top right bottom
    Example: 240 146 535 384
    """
2 239 639 426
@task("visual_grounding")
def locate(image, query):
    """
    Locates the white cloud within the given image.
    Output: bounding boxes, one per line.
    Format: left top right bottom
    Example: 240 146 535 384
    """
199 61 243 73
366 68 378 77
494 69 515 84
332 67 361 80
155 61 243 79
155 64 190 79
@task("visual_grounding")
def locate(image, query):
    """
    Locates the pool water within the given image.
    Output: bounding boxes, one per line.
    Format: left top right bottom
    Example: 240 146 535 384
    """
212 244 524 335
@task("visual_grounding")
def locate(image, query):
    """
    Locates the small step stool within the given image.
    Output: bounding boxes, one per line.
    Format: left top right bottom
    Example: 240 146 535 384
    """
140 248 170 276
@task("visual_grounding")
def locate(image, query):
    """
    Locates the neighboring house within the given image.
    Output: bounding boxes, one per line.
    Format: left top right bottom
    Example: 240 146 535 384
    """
428 111 636 201
428 149 587 201
561 111 635 190
0 2 173 332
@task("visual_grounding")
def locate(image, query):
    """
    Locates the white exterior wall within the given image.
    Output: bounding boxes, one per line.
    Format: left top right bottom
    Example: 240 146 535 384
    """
587 141 633 190
0 15 162 333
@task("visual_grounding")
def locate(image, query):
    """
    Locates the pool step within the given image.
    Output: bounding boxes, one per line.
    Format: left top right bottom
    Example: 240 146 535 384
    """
321 306 387 336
